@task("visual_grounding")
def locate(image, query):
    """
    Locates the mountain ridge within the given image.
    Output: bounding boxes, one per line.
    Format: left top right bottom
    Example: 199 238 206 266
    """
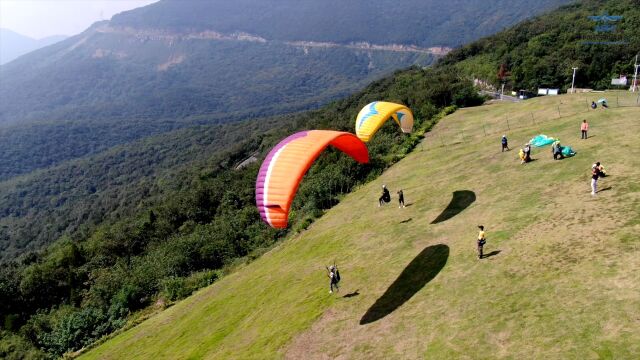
0 0 569 184
93 24 453 55
0 28 67 65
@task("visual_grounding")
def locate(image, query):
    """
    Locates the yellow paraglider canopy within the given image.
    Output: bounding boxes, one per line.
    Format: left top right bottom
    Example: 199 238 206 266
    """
355 101 414 142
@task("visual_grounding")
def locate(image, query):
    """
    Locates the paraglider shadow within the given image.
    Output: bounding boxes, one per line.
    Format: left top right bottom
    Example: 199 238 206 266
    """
430 190 476 224
359 244 449 325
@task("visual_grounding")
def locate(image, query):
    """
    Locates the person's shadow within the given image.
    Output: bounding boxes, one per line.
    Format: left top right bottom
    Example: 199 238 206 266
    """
483 250 501 259
343 290 360 298
360 244 449 325
431 190 476 224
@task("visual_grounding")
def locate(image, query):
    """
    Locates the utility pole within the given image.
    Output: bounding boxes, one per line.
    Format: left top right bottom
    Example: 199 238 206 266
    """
501 83 505 100
632 55 639 92
571 67 578 94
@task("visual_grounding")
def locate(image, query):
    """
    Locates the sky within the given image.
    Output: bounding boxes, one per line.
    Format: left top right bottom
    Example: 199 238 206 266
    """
0 0 159 39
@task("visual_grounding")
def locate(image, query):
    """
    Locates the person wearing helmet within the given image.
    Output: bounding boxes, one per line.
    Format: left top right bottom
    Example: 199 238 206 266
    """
326 265 340 293
501 135 510 152
379 185 391 206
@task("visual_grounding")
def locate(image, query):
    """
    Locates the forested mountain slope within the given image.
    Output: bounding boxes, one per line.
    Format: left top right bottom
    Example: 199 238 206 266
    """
2 0 635 261
111 0 566 47
0 0 569 180
1 0 638 357
442 0 640 90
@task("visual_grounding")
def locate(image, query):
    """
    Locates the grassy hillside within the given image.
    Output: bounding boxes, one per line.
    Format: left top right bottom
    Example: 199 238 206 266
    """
83 91 640 359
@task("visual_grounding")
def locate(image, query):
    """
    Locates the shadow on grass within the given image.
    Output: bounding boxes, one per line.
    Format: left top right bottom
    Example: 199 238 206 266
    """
431 190 476 224
399 218 413 224
483 250 501 259
360 244 449 325
343 290 360 298
598 186 612 193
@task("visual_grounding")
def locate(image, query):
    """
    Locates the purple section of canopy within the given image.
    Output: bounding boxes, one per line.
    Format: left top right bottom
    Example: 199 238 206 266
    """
255 131 309 225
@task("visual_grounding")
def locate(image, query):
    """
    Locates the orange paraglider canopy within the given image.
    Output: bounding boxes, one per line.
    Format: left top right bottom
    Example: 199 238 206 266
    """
256 130 369 228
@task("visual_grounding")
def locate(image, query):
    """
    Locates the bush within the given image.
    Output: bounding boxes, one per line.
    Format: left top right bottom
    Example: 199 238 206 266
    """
161 270 219 301
0 331 46 360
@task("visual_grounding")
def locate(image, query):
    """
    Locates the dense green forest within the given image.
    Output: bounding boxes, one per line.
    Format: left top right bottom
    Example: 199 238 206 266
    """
0 0 568 180
0 40 432 180
444 0 640 91
1 0 638 357
0 117 287 259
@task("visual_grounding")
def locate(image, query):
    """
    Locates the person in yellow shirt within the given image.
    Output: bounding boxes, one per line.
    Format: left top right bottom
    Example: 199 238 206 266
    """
477 225 486 259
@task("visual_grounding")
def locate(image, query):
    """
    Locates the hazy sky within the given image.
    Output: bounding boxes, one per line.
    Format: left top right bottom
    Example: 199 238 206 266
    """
0 0 159 39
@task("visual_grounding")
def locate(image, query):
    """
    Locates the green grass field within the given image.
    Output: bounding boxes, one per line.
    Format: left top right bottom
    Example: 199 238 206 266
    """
82 92 640 359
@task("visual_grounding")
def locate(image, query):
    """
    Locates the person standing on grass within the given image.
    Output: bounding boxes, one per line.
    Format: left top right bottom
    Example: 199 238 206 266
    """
501 135 510 152
581 120 589 139
326 265 340 293
523 143 532 163
477 225 486 259
398 189 405 208
591 162 603 196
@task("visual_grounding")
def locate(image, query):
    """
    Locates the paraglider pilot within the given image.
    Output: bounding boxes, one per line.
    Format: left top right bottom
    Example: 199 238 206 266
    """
523 143 532 162
552 141 564 160
327 265 340 293
501 135 510 152
379 185 391 206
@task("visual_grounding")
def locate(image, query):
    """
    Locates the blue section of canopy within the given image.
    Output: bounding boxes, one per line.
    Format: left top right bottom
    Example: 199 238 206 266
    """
561 146 576 157
357 102 379 129
530 134 556 147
